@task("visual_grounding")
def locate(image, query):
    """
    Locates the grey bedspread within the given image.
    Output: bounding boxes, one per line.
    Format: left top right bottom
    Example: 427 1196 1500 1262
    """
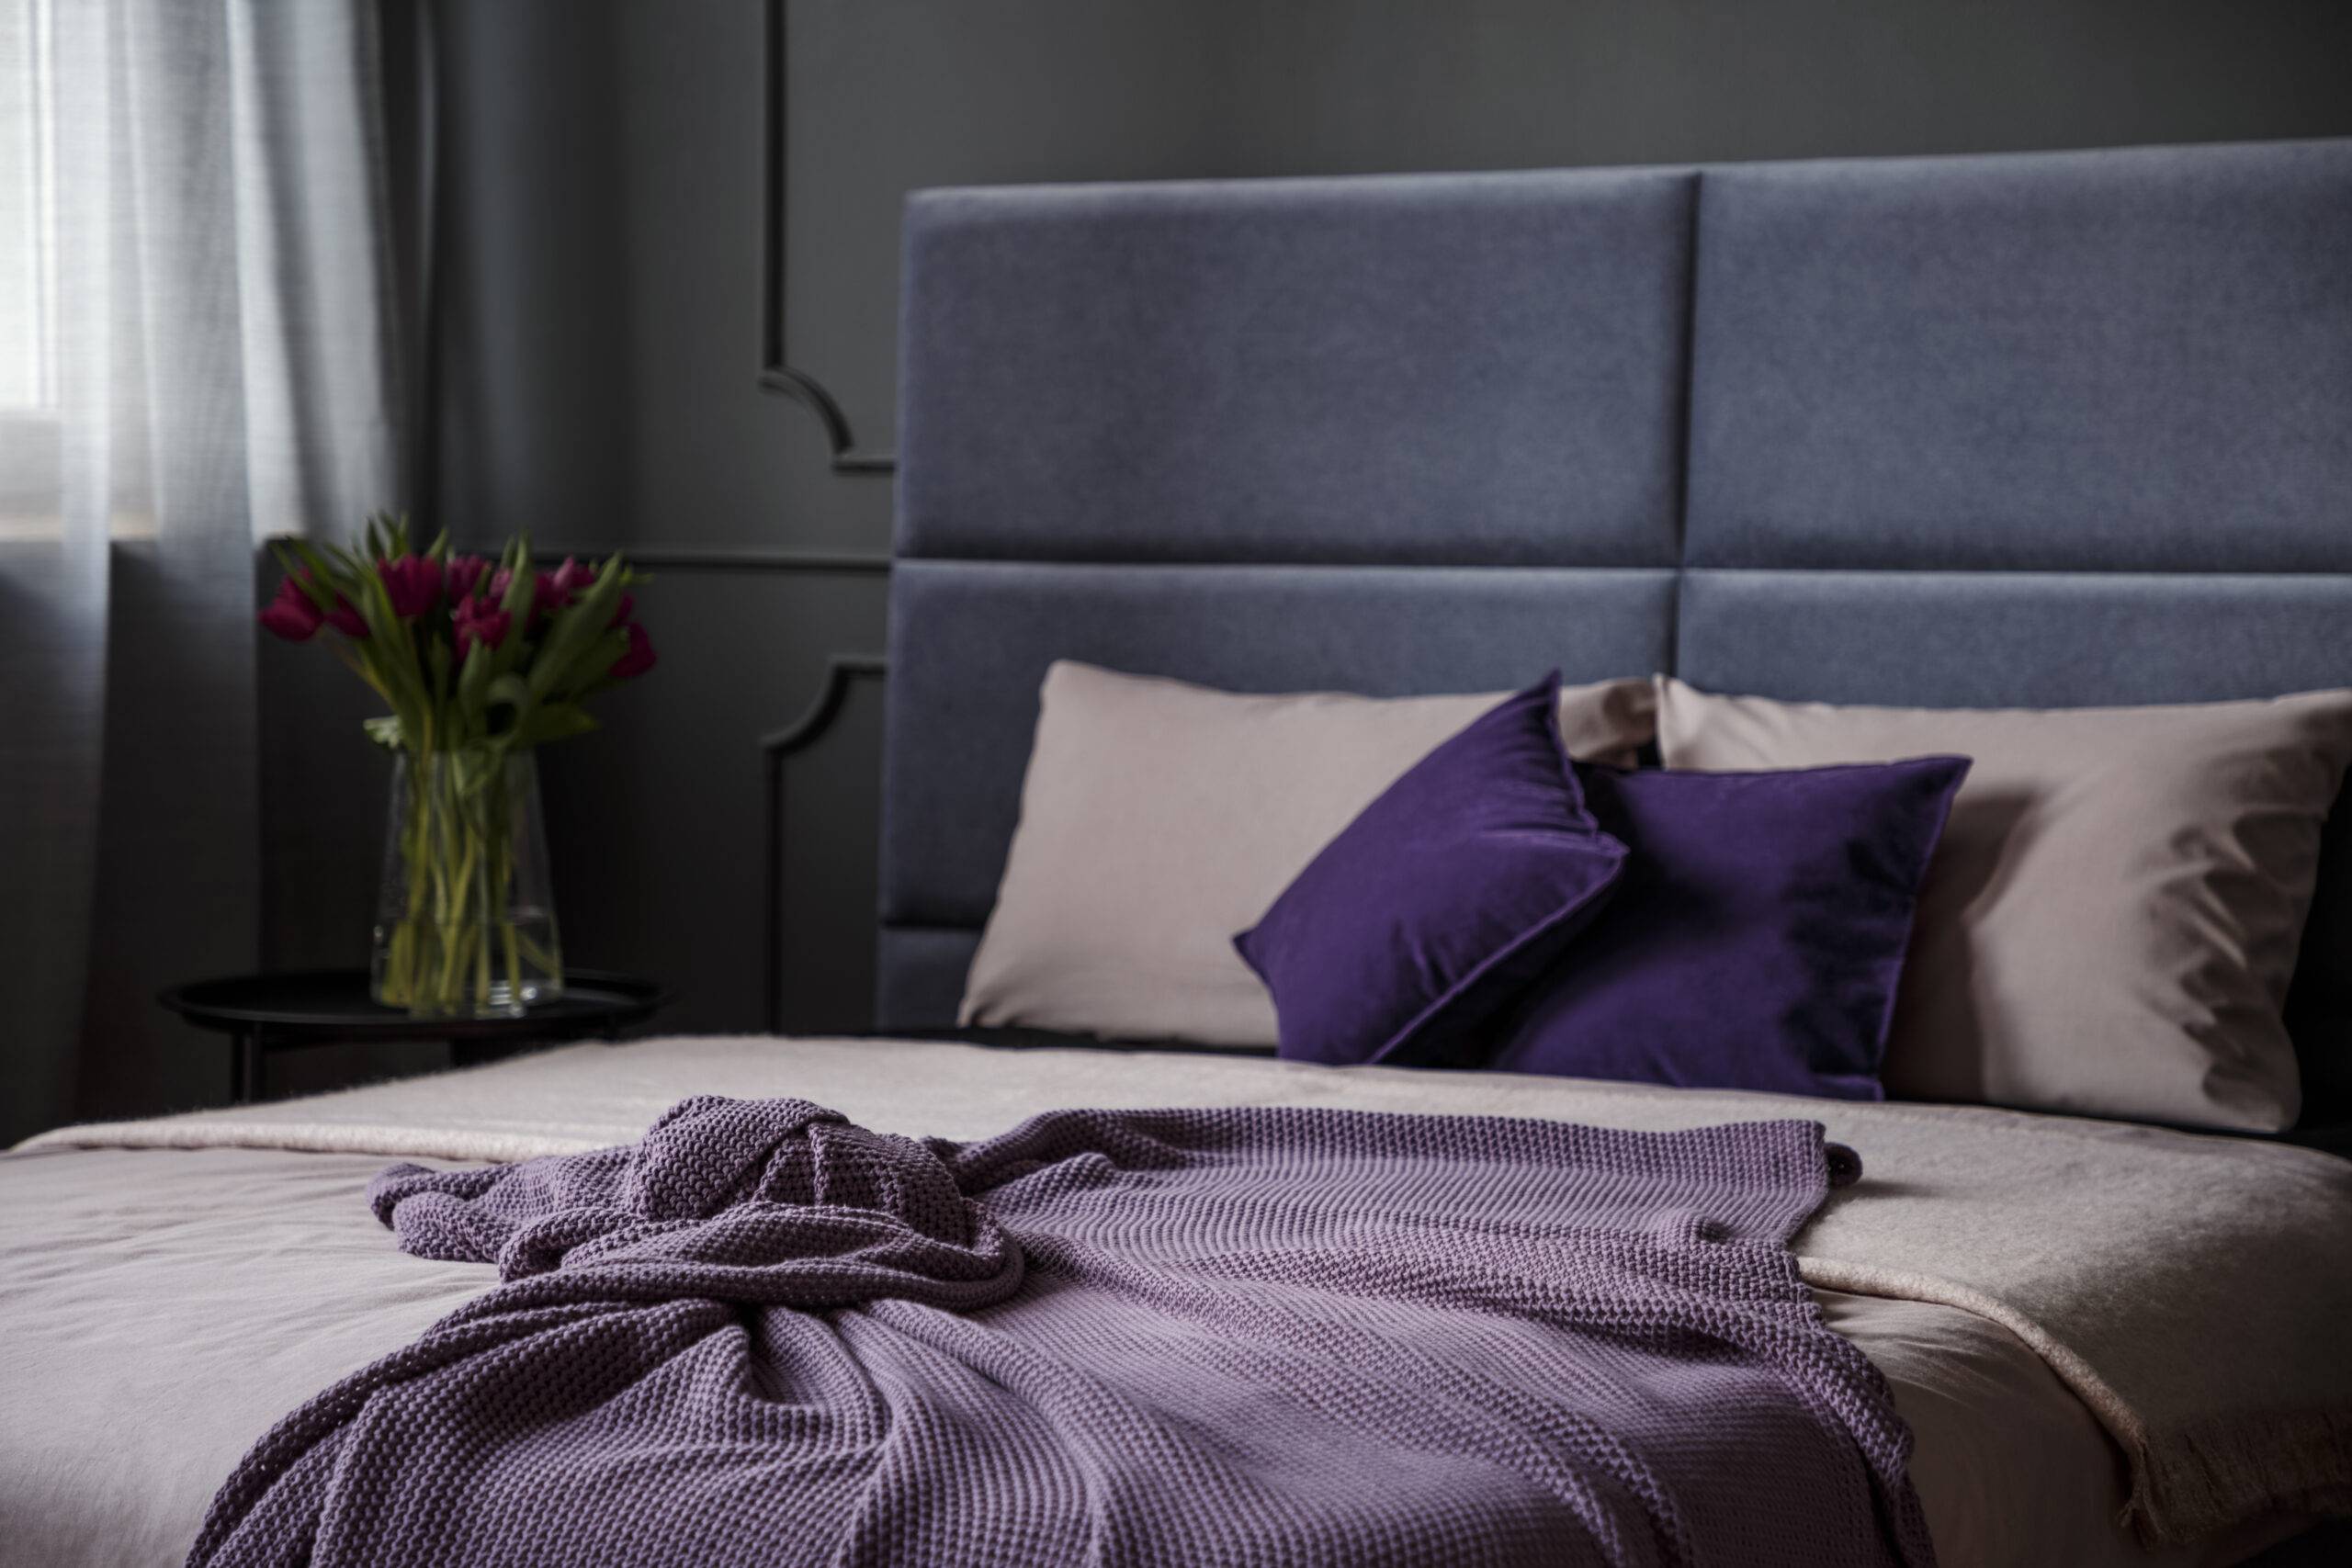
187 1095 1930 1568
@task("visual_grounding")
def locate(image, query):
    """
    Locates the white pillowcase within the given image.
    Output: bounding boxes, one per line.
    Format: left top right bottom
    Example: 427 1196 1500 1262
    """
961 662 1658 1046
1658 677 2352 1131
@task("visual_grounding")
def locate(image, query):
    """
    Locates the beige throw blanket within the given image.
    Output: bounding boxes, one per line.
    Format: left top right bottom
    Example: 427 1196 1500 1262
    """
25 1033 2352 1546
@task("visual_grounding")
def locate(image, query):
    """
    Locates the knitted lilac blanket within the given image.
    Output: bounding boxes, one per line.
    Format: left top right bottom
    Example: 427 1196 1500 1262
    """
187 1098 1933 1568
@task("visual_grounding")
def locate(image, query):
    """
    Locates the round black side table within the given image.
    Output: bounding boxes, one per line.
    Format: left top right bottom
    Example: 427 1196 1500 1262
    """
158 970 675 1104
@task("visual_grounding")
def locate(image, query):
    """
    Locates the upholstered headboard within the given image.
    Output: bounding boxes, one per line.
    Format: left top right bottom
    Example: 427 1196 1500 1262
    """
876 138 2352 1112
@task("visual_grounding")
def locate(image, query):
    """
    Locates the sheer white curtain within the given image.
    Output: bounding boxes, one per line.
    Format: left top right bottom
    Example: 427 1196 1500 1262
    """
1 0 401 1142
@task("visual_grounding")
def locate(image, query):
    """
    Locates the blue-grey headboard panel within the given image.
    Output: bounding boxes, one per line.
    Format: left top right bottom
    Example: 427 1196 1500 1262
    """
1676 573 2352 709
1683 142 2352 573
882 562 1675 902
878 565 1676 1025
895 170 1695 566
879 139 2352 1089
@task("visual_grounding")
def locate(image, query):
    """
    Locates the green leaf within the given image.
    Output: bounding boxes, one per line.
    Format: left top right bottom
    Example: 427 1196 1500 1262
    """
547 626 631 701
479 671 535 745
486 671 533 715
353 572 400 641
284 538 347 609
363 715 406 750
527 564 627 700
458 630 495 712
511 704 600 748
499 549 537 620
322 540 368 581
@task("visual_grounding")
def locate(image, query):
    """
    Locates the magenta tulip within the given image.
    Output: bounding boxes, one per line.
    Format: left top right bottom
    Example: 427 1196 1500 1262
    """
549 556 597 601
323 596 369 637
378 555 444 620
608 621 657 680
444 554 492 604
257 577 323 641
266 529 650 791
453 596 511 661
279 567 368 638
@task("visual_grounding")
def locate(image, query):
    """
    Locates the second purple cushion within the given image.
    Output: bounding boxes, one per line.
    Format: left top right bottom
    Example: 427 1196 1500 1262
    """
1491 757 1971 1100
1235 673 1628 1066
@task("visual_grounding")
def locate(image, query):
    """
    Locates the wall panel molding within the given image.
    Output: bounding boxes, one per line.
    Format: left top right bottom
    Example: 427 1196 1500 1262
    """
624 546 891 575
763 654 889 1031
461 544 893 575
761 0 897 475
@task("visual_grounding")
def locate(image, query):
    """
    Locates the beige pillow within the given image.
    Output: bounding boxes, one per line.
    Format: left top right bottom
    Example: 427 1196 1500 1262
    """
961 662 1657 1046
1657 676 2352 1131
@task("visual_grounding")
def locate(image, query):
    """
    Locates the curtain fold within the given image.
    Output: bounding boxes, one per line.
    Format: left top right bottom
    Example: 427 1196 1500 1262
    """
1 0 401 1143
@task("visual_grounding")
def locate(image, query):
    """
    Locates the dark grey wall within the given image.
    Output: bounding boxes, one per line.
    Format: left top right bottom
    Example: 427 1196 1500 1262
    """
258 0 2352 1063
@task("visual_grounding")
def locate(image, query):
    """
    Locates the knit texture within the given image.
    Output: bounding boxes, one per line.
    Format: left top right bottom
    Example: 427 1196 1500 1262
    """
187 1098 1931 1568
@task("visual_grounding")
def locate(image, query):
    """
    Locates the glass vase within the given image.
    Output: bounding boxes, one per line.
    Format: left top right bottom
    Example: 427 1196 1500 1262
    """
372 748 562 1017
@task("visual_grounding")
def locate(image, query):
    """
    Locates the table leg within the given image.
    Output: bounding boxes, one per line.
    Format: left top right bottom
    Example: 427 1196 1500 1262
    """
232 1030 264 1104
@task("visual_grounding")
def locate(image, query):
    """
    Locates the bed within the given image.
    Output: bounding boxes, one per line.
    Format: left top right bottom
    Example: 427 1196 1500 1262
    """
6 137 2352 1567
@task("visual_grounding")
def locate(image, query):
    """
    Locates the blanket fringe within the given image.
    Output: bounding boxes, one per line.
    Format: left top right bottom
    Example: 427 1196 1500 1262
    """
14 1116 594 1164
2126 1406 2352 1547
1797 1257 2352 1547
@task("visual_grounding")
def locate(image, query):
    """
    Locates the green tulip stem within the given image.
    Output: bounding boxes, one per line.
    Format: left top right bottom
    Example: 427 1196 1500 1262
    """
375 747 557 1019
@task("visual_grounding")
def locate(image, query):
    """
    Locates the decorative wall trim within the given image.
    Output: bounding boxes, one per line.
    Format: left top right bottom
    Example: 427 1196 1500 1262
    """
465 545 894 576
761 0 897 475
763 654 888 1032
625 547 892 575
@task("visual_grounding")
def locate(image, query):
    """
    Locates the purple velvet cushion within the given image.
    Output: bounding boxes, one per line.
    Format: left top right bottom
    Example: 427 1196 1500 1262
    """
1235 674 1628 1066
1491 756 1971 1100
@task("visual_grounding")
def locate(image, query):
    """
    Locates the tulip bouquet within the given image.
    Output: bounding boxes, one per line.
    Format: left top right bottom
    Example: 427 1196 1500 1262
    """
260 514 656 1016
